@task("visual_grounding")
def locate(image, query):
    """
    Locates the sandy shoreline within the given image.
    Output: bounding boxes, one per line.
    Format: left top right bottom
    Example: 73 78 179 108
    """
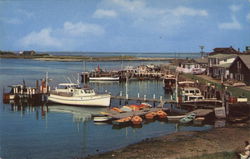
84 121 250 159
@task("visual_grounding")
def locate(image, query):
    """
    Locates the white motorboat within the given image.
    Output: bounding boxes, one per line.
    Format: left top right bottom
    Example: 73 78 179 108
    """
89 76 120 81
48 83 111 107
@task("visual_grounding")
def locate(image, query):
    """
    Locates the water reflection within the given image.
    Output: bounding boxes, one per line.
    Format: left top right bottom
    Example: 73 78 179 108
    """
48 105 107 123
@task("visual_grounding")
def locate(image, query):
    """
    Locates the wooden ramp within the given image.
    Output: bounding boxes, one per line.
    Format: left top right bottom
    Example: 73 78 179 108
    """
188 109 214 117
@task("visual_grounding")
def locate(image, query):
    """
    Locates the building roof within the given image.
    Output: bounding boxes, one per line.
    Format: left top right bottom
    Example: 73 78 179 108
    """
209 47 240 55
213 63 231 68
208 54 237 60
239 55 250 69
194 57 208 64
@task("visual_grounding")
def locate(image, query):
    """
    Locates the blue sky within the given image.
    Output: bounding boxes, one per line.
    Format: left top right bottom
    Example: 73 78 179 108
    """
0 0 250 52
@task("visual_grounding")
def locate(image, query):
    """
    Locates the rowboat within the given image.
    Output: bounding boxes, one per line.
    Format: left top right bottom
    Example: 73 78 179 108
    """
145 112 157 120
131 116 143 125
93 116 112 122
112 116 132 125
156 110 167 119
179 113 196 124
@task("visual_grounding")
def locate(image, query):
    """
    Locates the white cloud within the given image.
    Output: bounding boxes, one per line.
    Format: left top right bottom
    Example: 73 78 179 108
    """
170 6 208 16
62 22 105 37
93 9 117 18
19 21 105 49
0 17 21 24
98 0 208 34
20 28 62 48
218 16 242 30
247 13 250 22
229 4 241 12
17 9 34 18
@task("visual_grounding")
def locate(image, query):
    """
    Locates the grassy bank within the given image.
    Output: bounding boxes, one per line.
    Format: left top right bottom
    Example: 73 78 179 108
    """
181 74 250 101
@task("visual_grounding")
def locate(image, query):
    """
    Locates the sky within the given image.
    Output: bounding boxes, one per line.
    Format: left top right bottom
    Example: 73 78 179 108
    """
0 0 250 53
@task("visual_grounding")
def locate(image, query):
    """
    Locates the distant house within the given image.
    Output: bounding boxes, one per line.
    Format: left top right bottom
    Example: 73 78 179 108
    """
22 50 36 56
209 47 240 55
208 54 238 79
229 55 250 85
176 59 206 74
194 57 208 68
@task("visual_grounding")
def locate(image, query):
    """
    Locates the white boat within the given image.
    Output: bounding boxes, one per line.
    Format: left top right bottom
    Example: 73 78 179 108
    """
93 116 112 122
89 77 120 81
48 83 111 107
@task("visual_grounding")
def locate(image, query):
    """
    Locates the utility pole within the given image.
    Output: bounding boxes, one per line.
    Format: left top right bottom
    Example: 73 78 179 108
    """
199 45 205 57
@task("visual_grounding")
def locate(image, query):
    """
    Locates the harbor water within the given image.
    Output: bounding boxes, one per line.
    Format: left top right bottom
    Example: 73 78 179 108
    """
0 57 211 159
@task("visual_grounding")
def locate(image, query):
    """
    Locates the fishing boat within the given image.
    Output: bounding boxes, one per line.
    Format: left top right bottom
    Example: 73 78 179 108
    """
163 74 176 93
48 83 111 107
179 113 196 124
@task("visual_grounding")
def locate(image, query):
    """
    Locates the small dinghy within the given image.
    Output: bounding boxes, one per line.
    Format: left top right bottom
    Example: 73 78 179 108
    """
145 112 157 120
156 110 167 119
112 116 132 125
93 116 112 122
131 116 143 125
179 113 196 124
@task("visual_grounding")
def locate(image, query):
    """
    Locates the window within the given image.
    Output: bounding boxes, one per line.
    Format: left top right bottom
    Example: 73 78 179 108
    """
237 61 242 69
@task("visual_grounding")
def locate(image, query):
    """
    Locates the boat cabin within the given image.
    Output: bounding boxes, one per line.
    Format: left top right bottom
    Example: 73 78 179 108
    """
52 83 96 96
181 87 202 96
183 94 204 102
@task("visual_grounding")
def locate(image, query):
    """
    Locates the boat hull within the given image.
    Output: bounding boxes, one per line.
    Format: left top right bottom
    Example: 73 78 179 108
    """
89 77 120 81
48 94 111 107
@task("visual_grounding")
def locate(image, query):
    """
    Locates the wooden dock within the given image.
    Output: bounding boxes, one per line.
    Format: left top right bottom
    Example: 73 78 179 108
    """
111 95 176 104
188 109 214 117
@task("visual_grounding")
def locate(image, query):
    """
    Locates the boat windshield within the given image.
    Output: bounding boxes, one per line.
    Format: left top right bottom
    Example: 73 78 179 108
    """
84 89 94 94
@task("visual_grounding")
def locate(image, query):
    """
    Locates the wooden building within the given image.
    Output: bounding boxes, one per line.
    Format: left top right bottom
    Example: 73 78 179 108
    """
208 54 237 79
229 55 250 85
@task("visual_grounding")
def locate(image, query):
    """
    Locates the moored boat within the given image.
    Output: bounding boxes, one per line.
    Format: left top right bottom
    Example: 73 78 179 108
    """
93 116 112 122
112 116 132 125
131 116 143 125
145 112 157 120
156 110 167 119
179 113 196 124
48 83 111 107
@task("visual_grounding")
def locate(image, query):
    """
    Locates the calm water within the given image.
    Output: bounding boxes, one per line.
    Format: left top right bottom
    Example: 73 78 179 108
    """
0 58 212 159
44 52 204 59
